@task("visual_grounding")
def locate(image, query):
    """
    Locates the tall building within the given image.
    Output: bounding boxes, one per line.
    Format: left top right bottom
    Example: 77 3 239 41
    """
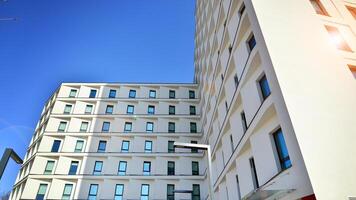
9 0 356 200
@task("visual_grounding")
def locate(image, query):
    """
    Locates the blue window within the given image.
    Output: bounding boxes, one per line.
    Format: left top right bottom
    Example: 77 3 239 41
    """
118 161 127 175
247 34 256 51
140 184 149 200
68 161 78 175
144 141 152 152
273 129 292 170
98 141 107 152
88 184 98 200
143 161 151 175
36 184 48 200
51 140 61 152
114 184 124 200
109 89 117 98
102 122 110 132
106 105 114 114
146 122 154 133
124 122 132 132
149 90 156 98
62 184 73 200
127 105 134 114
147 105 155 115
89 89 97 98
129 90 136 98
93 161 103 175
259 74 271 100
121 141 130 152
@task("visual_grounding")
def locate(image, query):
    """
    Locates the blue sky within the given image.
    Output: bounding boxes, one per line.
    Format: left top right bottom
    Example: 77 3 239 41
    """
0 0 195 194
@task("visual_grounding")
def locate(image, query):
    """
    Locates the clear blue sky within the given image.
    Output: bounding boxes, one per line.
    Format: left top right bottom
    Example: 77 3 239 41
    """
0 0 195 194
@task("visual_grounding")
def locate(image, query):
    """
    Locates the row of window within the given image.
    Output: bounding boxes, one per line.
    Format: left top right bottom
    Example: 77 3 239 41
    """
68 88 196 99
36 183 200 200
57 121 198 133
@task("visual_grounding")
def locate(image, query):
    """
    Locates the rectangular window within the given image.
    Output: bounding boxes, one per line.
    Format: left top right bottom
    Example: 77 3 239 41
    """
114 184 124 200
124 122 132 132
62 184 73 200
145 141 152 152
169 90 175 99
69 89 77 98
97 140 107 152
129 90 136 98
68 161 78 175
36 184 48 200
249 157 259 189
149 90 156 98
75 140 84 152
126 105 134 114
167 184 175 200
192 184 200 200
239 3 245 16
88 184 98 200
102 122 110 132
190 122 197 133
189 90 195 99
236 175 242 200
109 89 117 98
169 105 175 115
168 141 175 153
58 121 67 132
146 122 154 133
140 184 149 200
221 74 224 81
80 122 89 132
93 161 103 175
51 140 61 152
273 129 292 170
106 105 114 114
167 161 175 175
192 161 199 175
168 122 175 133
121 141 130 152
234 74 239 88
118 161 127 175
64 104 72 114
190 106 196 115
247 34 256 52
230 135 234 152
147 105 155 115
259 74 271 100
143 161 151 175
89 89 97 98
191 141 198 153
325 25 352 52
44 160 54 174
241 111 247 133
85 105 93 114
310 0 329 15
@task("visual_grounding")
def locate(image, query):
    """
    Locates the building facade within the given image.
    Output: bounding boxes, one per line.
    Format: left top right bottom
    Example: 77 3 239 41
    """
9 0 356 200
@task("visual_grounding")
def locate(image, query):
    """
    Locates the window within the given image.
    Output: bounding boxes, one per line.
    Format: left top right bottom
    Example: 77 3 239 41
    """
44 160 54 174
106 105 114 114
124 122 132 132
167 184 175 200
89 89 97 98
169 105 175 115
118 161 127 175
168 122 175 133
51 140 61 152
169 90 175 99
347 6 356 19
221 74 224 81
273 129 292 170
68 161 78 175
36 184 48 200
249 157 259 189
167 161 175 175
189 90 195 99
88 184 98 200
247 34 256 52
58 121 67 132
236 175 242 200
230 135 234 152
75 140 84 152
325 25 352 52
80 122 89 132
121 141 130 152
149 90 156 98
64 104 72 114
85 105 93 114
192 161 199 175
140 184 149 200
62 184 73 200
241 111 247 133
129 90 136 98
190 105 196 115
239 3 245 16
259 74 271 100
93 161 103 175
143 161 151 175
225 101 229 111
310 0 329 15
168 141 175 153
145 141 152 152
109 89 117 98
234 74 239 88
127 105 134 114
146 122 154 133
192 184 200 200
97 140 107 152
190 122 197 133
147 105 155 115
191 141 198 153
114 184 124 200
102 122 110 132
69 89 77 98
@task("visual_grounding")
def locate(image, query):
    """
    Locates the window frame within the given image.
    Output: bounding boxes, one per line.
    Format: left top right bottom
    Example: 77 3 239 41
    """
44 160 55 174
93 161 103 175
190 122 197 133
189 90 195 99
143 161 151 175
124 122 132 132
169 90 175 99
97 140 107 153
114 184 124 200
118 161 127 175
168 141 175 153
121 140 130 153
247 33 256 52
189 105 196 115
80 121 89 132
126 105 134 114
128 90 136 98
169 105 176 115
69 89 77 98
258 74 271 101
146 122 154 133
75 140 84 152
192 184 200 200
168 122 175 133
64 104 72 114
109 89 117 98
102 122 110 132
105 105 114 114
36 184 48 200
62 184 73 200
51 140 61 152
167 184 175 200
192 161 199 175
68 161 79 175
140 184 150 200
88 184 98 200
149 90 156 98
85 104 93 114
167 161 175 175
144 140 152 152
89 89 97 98
272 128 292 170
58 121 67 132
147 105 155 115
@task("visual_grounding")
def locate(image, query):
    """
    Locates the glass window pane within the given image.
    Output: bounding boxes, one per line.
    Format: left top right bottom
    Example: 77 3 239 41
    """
89 90 97 98
75 140 84 152
80 122 89 132
121 141 129 152
106 105 114 114
85 105 93 114
109 90 117 98
102 122 110 132
145 141 152 152
146 122 153 132
69 89 77 98
51 140 61 152
129 90 136 98
149 90 156 98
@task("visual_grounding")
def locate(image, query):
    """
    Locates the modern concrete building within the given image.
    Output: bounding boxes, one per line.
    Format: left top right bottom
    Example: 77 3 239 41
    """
9 0 356 200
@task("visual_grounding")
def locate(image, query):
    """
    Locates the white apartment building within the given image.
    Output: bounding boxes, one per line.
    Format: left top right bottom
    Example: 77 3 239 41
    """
9 0 356 200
